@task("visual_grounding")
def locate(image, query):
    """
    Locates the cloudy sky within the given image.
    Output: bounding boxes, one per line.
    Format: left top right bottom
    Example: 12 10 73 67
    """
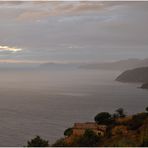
0 1 148 64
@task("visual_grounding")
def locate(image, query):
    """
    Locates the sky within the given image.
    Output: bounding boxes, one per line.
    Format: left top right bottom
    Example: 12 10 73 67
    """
0 1 148 65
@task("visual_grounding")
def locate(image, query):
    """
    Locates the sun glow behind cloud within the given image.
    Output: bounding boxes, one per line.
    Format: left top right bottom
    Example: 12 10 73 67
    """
0 45 22 53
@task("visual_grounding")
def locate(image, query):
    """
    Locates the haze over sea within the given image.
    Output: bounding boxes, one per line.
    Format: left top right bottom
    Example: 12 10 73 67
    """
0 68 147 146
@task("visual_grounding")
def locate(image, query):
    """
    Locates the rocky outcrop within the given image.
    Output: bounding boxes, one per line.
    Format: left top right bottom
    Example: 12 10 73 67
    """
116 67 148 82
141 83 148 89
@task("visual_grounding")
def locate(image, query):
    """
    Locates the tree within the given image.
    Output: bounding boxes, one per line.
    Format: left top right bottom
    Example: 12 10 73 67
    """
115 108 126 118
64 128 73 136
94 112 112 125
146 106 148 112
27 135 49 147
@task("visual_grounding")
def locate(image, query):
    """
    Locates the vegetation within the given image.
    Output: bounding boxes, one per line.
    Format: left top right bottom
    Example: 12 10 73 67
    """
94 112 112 125
146 106 148 112
115 108 126 118
64 128 73 137
110 137 136 147
26 107 148 147
27 136 49 147
141 135 148 147
126 112 148 130
52 138 68 147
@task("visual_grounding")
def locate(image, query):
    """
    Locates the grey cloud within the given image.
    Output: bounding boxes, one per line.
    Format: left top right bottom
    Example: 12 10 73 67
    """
15 2 107 21
0 2 148 63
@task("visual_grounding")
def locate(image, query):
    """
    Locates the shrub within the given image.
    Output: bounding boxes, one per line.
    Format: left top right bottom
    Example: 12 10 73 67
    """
52 138 68 147
127 113 148 130
64 128 73 137
141 135 148 147
112 113 119 119
115 108 126 118
71 129 100 147
113 137 136 147
27 135 49 147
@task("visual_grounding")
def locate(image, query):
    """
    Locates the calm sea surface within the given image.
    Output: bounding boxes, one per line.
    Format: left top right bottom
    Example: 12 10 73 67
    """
0 69 147 146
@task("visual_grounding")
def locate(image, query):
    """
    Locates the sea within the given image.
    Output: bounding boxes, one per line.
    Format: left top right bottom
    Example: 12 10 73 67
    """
0 69 147 146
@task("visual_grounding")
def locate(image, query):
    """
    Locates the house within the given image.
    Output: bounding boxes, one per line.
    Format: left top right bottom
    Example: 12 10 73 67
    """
72 122 107 136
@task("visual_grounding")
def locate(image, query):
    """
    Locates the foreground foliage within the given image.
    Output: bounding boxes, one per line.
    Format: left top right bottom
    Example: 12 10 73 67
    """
27 136 49 147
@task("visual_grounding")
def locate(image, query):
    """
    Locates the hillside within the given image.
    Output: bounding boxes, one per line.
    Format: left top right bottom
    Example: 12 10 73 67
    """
39 63 79 70
80 58 148 70
141 83 148 89
115 67 148 82
51 108 148 147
